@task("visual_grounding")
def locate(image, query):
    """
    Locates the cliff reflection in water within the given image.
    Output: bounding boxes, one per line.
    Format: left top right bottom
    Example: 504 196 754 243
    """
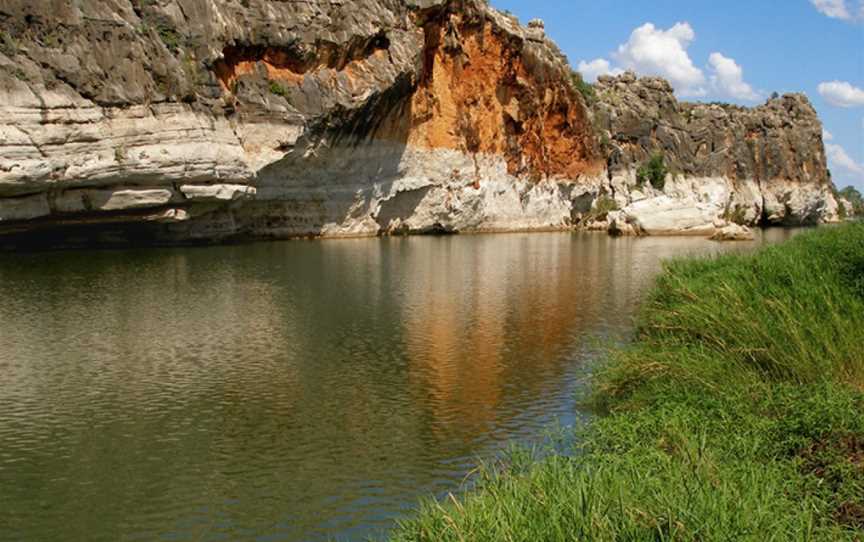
0 230 798 542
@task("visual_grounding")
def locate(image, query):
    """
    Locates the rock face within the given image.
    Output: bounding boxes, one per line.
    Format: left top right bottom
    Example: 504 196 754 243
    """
591 73 839 235
0 0 837 248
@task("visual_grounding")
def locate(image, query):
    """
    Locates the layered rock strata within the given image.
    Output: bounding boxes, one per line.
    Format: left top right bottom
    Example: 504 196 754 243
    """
591 73 838 236
0 0 837 248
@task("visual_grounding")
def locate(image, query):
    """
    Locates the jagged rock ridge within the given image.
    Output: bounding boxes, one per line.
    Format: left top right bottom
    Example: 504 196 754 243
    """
591 73 837 235
0 0 838 248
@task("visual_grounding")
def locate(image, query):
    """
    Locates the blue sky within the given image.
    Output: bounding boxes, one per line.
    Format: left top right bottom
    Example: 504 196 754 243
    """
491 0 864 192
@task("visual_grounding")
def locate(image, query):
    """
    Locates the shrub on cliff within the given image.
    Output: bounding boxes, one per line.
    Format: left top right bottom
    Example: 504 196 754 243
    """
637 153 668 191
590 195 619 220
569 71 596 105
0 31 17 57
269 81 288 98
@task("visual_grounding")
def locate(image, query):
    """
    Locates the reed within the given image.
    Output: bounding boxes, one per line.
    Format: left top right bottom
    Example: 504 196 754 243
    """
391 224 864 541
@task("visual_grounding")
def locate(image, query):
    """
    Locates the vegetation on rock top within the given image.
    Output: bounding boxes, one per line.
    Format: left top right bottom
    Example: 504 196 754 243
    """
569 71 596 105
838 186 864 219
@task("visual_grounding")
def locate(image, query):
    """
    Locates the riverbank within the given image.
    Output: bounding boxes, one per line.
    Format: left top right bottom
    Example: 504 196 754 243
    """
391 224 864 541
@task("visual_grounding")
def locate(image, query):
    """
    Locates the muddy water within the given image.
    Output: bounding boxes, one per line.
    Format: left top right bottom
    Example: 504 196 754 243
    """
0 230 799 541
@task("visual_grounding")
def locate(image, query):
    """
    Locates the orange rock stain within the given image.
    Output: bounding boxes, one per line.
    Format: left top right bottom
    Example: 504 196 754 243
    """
408 19 602 180
212 14 602 181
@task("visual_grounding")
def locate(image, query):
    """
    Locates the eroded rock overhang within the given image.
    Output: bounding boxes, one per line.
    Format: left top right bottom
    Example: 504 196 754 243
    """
0 0 838 249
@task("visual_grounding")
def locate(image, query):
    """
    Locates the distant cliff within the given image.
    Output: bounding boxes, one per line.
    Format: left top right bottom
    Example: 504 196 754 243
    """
590 73 837 235
0 0 838 248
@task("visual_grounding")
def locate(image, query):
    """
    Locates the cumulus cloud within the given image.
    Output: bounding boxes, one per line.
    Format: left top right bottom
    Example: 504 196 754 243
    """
707 53 760 101
823 129 834 140
577 58 623 82
810 0 853 19
611 22 707 96
826 142 864 177
810 0 864 20
576 22 759 102
818 81 864 107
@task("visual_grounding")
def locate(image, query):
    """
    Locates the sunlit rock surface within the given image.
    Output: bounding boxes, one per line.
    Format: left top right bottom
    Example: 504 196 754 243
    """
711 223 756 242
0 0 837 248
592 73 838 235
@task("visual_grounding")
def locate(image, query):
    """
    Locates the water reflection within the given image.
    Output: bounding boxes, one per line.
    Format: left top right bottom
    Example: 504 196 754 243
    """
0 230 799 541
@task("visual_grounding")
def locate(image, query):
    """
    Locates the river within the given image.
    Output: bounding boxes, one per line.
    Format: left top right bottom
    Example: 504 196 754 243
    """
0 230 799 541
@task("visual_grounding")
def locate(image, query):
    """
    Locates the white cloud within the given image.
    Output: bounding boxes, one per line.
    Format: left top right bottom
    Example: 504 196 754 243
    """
577 58 623 82
707 53 760 101
577 23 759 102
826 142 864 178
810 0 864 21
823 129 834 140
810 0 853 19
611 22 707 97
818 81 864 107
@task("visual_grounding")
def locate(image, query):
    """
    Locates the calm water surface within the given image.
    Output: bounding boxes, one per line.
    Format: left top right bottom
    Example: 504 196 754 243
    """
0 230 799 541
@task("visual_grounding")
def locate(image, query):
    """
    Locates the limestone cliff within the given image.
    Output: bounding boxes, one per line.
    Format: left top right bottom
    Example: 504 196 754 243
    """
0 0 837 248
590 73 838 235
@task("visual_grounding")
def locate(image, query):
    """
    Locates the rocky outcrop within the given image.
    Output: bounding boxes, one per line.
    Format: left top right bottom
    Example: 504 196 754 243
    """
0 1 837 249
711 223 755 242
0 0 605 248
590 73 838 235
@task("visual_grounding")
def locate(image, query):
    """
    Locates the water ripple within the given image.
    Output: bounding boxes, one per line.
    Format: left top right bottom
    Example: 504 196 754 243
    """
0 230 799 541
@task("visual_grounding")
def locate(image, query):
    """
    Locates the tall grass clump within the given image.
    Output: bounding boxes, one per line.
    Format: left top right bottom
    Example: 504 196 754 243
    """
600 223 864 400
392 224 864 541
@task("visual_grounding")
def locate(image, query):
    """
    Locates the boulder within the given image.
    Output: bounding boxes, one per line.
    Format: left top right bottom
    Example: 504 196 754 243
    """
619 196 718 236
711 223 755 242
607 210 641 236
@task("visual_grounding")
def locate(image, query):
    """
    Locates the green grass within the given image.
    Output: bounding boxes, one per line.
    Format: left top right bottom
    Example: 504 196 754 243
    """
391 224 864 541
0 30 18 57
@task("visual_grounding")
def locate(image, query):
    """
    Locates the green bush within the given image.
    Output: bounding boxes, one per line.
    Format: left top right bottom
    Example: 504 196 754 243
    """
587 195 618 222
722 202 749 225
636 153 668 191
156 24 181 52
839 186 864 216
269 81 288 98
